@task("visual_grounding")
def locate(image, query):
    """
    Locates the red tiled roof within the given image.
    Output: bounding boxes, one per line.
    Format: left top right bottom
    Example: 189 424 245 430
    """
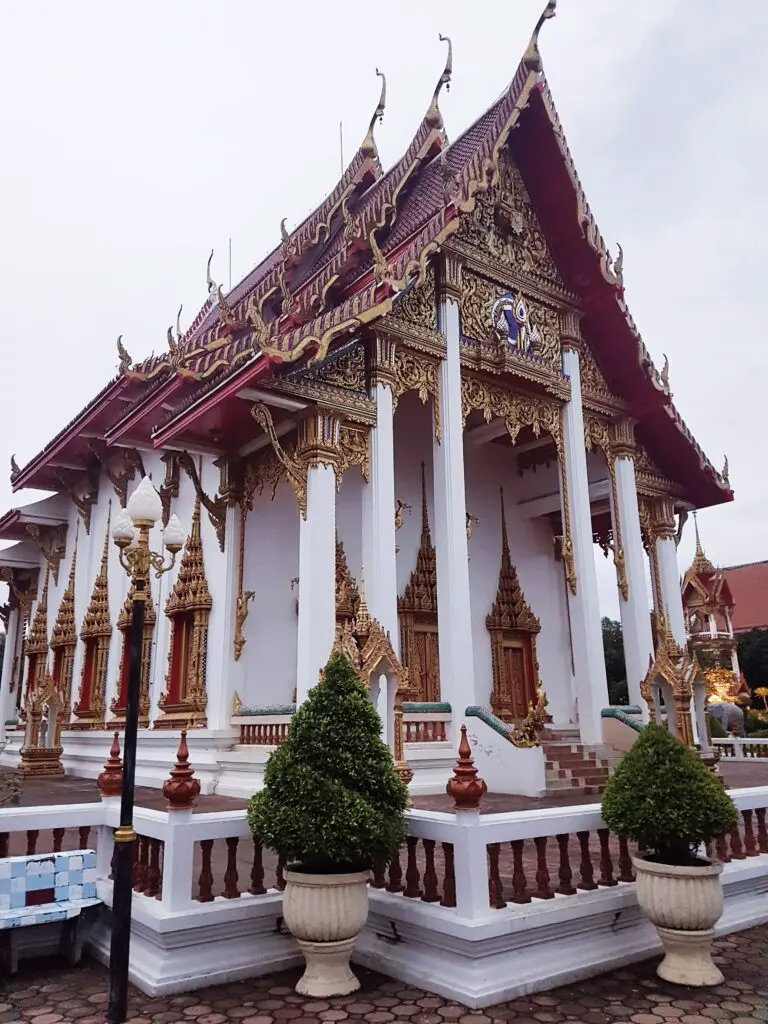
723 562 768 632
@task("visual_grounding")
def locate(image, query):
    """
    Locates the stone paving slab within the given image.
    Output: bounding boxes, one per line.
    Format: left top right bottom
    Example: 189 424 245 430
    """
2 925 767 1024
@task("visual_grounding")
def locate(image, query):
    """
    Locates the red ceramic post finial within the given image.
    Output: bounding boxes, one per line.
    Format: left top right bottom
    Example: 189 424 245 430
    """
162 730 201 810
97 731 124 798
446 724 487 811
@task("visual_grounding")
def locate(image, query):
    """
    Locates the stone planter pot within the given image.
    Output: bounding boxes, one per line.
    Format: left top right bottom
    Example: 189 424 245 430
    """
633 855 724 986
282 869 371 997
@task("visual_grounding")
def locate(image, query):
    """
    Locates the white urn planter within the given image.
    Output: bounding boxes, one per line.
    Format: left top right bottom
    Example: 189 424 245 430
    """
633 855 725 986
282 869 371 997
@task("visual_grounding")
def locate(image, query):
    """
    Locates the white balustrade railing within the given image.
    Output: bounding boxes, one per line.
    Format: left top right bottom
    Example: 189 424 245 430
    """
713 738 768 760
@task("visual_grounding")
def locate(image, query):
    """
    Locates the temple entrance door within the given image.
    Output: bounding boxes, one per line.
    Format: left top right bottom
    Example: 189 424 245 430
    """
502 641 535 720
412 623 440 704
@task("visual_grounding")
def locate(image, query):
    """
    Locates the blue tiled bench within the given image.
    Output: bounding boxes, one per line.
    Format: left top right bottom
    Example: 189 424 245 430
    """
0 849 100 973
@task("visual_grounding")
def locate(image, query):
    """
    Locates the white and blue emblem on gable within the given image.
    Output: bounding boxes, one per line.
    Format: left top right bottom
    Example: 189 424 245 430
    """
490 292 543 356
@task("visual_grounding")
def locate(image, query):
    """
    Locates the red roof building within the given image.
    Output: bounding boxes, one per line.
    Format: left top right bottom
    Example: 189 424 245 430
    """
723 562 768 634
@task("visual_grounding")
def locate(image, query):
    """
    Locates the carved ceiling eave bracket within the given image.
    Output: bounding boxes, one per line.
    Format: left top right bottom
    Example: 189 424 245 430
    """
583 415 628 602
178 453 227 552
159 452 181 528
53 462 100 536
392 349 442 444
25 523 68 588
250 403 308 519
88 443 146 509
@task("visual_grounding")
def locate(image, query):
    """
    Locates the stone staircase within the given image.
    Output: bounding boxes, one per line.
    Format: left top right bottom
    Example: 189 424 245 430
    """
542 727 619 797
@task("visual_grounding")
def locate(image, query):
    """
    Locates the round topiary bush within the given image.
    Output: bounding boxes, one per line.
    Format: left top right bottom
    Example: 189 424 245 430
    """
601 722 738 865
248 651 409 874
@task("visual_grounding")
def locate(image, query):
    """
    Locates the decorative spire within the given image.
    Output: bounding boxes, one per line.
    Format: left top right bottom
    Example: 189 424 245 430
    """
165 494 212 616
81 505 113 639
361 69 386 158
335 537 359 621
96 731 123 798
355 575 371 637
523 0 557 72
27 567 50 656
162 730 201 810
398 463 438 614
50 524 78 649
486 490 540 633
446 725 487 811
690 511 716 576
425 34 452 129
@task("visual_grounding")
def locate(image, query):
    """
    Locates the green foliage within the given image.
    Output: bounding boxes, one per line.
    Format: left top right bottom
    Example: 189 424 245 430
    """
248 651 408 873
602 722 738 864
745 710 766 736
602 617 628 706
707 713 727 739
738 628 768 696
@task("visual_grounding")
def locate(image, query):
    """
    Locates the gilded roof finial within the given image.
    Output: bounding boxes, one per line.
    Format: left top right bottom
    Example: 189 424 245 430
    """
280 218 290 243
690 510 716 576
117 335 132 376
523 0 557 72
425 34 453 129
660 353 670 390
613 242 624 286
361 69 387 158
10 454 20 481
722 455 730 488
206 250 219 306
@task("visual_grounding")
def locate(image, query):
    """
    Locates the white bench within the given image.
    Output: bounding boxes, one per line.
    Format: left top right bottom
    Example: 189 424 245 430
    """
0 849 100 973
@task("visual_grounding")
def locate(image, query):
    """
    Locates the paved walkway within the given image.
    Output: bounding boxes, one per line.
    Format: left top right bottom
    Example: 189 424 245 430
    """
2 926 767 1024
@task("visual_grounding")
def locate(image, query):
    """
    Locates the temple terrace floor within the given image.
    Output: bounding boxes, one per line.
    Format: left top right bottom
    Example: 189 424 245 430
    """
3 926 768 1024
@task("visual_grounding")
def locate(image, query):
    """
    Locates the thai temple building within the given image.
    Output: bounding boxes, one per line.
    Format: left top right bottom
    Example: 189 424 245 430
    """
0 4 734 798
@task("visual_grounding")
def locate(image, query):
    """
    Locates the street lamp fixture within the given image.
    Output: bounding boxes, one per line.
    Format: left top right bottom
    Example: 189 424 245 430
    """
107 477 184 1024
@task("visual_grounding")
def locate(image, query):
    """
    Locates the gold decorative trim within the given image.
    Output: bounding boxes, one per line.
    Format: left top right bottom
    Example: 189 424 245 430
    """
439 252 462 303
392 349 441 443
369 334 397 390
159 452 181 527
335 537 360 622
584 415 628 602
89 445 145 509
54 464 100 537
109 580 156 729
25 523 67 588
233 502 254 662
178 453 226 552
50 527 78 709
72 509 113 730
338 425 370 484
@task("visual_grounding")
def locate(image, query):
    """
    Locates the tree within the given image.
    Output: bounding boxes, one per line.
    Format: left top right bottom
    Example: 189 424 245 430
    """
602 617 628 705
737 628 768 696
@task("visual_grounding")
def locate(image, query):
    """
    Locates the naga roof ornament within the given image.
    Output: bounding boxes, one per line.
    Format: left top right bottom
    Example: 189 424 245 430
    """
425 34 452 130
523 0 557 72
360 69 387 159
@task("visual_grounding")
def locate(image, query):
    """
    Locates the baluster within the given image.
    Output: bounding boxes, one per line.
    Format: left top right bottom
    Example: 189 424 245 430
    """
276 851 286 891
742 810 758 857
197 839 214 902
78 826 91 850
372 857 387 889
730 823 746 860
509 839 530 904
26 830 39 856
131 837 139 887
386 849 403 893
487 843 506 908
422 839 440 902
715 834 730 863
249 836 266 895
145 838 161 898
441 843 456 908
404 836 422 898
617 837 634 882
223 837 240 898
576 831 597 891
135 836 149 893
757 808 768 853
555 834 575 895
533 836 553 899
0 833 8 859
155 841 164 901
52 828 65 853
597 829 617 887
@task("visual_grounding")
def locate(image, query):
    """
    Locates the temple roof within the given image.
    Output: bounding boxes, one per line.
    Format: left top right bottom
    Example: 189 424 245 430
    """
722 561 768 633
8 2 733 512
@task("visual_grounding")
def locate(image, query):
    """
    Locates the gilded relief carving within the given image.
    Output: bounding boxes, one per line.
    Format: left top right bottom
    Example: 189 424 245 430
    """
460 271 560 366
389 261 437 332
579 346 625 413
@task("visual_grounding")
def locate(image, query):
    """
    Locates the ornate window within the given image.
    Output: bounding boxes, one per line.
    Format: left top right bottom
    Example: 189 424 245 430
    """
22 570 50 722
157 498 211 729
398 464 440 703
108 581 156 729
72 518 112 730
49 535 78 712
486 490 542 722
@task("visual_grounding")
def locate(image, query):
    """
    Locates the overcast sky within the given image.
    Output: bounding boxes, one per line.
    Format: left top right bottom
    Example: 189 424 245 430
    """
1 0 766 620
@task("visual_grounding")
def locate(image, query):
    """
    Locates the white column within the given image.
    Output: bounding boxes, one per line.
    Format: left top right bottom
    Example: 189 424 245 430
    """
296 463 337 705
610 431 654 716
654 499 686 648
361 338 399 647
559 324 609 746
432 257 478 714
206 502 244 731
0 605 19 747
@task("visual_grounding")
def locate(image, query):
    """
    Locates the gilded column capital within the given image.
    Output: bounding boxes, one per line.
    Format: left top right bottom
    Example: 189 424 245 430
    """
296 407 344 472
559 308 582 353
651 497 676 540
369 333 398 390
216 457 245 507
610 418 636 460
439 252 462 303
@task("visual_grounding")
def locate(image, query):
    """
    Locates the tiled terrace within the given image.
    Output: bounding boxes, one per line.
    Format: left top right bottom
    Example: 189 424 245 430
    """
2 927 767 1024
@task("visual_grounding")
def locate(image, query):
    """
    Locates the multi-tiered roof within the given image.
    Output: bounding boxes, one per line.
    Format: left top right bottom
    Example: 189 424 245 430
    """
10 2 732 511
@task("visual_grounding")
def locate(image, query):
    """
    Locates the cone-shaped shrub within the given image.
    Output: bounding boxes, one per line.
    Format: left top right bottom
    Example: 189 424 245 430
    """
601 722 738 865
248 651 409 873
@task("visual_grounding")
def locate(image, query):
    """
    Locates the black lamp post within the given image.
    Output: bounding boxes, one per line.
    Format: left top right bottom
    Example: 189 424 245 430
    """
107 479 184 1024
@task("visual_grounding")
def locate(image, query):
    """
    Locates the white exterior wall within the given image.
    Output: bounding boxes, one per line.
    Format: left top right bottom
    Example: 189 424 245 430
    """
241 476 299 707
464 442 574 725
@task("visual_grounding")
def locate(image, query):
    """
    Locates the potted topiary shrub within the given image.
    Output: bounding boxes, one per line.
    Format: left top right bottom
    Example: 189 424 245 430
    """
248 651 408 997
602 722 738 986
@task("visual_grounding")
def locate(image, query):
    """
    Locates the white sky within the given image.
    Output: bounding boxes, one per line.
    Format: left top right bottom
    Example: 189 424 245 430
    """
1 0 766 620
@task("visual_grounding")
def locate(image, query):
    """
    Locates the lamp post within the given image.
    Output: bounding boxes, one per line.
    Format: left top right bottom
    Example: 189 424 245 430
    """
107 478 185 1024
